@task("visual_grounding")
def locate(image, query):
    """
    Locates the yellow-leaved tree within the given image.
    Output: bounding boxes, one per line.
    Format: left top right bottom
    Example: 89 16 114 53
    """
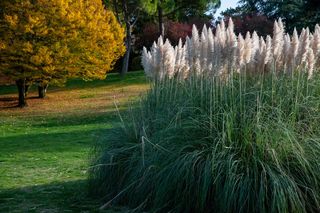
0 0 125 107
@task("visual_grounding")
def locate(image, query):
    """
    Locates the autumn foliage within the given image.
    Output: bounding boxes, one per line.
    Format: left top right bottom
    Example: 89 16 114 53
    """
136 21 193 49
0 0 125 107
224 14 274 36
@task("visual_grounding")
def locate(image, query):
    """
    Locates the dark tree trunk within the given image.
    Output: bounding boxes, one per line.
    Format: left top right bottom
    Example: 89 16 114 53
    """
16 79 27 108
121 36 131 77
120 0 131 77
158 4 164 37
38 84 48 98
112 0 121 24
25 84 30 97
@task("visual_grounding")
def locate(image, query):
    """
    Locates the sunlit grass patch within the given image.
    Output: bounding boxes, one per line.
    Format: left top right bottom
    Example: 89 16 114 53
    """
0 71 147 212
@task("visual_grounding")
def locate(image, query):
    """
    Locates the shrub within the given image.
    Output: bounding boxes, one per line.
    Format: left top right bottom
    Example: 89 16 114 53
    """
135 21 194 49
223 14 274 36
136 22 159 50
166 21 193 46
89 71 320 212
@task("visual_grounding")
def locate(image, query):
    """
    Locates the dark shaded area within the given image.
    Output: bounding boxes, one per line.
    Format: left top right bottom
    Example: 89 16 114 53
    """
0 129 107 154
0 180 102 212
0 97 16 102
0 95 47 109
222 0 320 33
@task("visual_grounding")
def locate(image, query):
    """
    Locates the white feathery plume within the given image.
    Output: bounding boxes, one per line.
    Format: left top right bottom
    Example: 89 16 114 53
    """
298 28 310 65
220 20 226 32
191 25 200 72
141 18 320 80
192 25 200 54
215 22 226 50
272 21 279 55
258 37 265 57
150 41 160 78
207 29 214 71
174 39 182 73
158 35 164 46
244 32 252 64
283 33 291 72
186 36 193 71
227 18 234 32
194 58 202 74
250 31 260 72
215 23 221 40
202 25 208 40
252 31 260 57
200 27 208 71
142 47 153 78
291 28 299 60
278 18 285 32
156 37 166 79
163 39 176 78
183 38 191 78
272 19 284 62
237 34 245 71
175 39 189 79
181 45 190 79
311 27 320 57
307 48 315 79
220 20 227 48
277 17 286 68
313 27 320 67
257 36 266 72
213 27 222 73
226 18 237 70
264 35 273 65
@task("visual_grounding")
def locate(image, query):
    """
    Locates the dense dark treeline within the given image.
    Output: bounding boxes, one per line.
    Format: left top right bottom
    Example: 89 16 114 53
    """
222 0 320 33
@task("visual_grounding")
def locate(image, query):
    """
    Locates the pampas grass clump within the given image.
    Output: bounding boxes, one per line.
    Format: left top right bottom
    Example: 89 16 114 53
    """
142 19 320 80
89 71 320 212
89 18 320 213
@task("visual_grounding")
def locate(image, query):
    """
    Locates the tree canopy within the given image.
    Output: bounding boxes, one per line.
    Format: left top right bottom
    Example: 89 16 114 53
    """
223 0 320 32
141 0 220 36
0 0 125 107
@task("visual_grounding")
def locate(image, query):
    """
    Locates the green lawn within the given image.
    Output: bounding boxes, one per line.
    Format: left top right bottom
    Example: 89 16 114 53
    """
0 71 148 212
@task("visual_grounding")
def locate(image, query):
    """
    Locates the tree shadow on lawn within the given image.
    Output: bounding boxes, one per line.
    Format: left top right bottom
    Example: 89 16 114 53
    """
0 95 47 109
63 71 147 91
28 109 123 129
0 128 110 154
0 97 16 102
0 71 147 97
1 106 129 133
0 106 131 131
0 129 129 212
0 180 116 213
